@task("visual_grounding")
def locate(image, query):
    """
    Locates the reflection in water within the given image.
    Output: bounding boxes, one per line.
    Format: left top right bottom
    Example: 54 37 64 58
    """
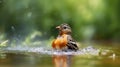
52 55 72 67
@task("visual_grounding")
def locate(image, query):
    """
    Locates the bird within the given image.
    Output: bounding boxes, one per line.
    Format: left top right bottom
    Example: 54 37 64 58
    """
52 23 79 51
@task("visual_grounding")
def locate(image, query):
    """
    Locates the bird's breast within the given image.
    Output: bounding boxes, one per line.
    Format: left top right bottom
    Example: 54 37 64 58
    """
52 35 68 49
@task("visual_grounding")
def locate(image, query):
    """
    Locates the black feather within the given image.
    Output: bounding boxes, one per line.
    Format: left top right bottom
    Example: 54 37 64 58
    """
66 35 79 51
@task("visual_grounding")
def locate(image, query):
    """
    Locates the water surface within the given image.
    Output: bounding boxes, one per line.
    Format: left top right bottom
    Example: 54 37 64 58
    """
0 44 120 67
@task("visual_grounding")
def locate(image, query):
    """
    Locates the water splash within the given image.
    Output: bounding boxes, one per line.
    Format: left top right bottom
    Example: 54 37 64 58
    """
3 46 100 56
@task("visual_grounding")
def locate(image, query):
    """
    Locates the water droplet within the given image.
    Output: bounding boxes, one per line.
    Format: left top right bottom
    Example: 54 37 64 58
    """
11 26 15 31
27 12 32 18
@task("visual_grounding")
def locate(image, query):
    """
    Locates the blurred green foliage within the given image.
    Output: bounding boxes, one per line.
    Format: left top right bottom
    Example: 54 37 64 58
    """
0 0 120 42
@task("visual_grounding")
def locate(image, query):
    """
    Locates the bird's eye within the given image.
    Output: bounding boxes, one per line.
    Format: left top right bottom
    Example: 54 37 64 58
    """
63 26 67 29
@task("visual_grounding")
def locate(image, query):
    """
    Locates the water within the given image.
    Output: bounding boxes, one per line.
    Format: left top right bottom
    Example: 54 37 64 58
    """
0 45 120 67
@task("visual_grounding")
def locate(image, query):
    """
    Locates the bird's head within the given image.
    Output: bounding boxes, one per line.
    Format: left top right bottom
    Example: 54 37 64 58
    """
56 23 72 35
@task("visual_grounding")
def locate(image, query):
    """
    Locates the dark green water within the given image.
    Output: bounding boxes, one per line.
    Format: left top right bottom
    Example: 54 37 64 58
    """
0 45 120 67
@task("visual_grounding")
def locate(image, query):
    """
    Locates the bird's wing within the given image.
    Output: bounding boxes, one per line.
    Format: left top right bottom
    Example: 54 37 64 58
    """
66 35 79 51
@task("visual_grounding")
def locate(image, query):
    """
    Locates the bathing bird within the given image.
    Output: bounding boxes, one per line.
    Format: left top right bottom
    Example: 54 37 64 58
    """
52 23 79 51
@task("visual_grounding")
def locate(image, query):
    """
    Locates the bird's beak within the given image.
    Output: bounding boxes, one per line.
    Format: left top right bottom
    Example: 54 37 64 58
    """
56 26 60 29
